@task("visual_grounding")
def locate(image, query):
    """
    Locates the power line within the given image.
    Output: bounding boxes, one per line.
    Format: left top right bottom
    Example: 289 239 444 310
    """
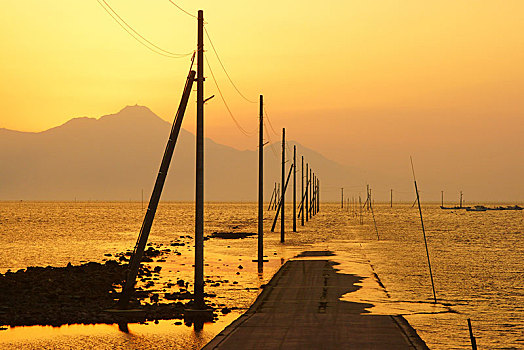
97 0 193 58
205 55 257 137
263 119 279 159
263 108 279 136
166 0 198 19
204 27 257 104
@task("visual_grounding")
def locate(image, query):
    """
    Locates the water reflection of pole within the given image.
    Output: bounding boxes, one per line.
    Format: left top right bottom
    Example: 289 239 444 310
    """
410 157 437 304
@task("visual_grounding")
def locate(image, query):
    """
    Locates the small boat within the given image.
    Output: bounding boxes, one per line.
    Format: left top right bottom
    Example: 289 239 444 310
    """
440 206 471 210
488 205 523 211
466 205 488 212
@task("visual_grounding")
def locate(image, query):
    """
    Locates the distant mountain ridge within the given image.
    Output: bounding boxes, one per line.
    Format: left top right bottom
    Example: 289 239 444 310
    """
0 105 365 201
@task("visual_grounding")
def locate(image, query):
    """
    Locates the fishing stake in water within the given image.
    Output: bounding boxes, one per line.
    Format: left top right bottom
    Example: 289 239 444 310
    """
410 156 437 304
369 188 380 240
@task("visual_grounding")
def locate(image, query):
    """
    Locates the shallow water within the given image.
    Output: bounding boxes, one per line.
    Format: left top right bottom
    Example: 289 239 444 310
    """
0 201 522 349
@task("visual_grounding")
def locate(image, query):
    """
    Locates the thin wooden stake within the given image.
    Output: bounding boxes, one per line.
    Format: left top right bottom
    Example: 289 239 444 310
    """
410 157 437 304
369 189 380 240
467 318 478 350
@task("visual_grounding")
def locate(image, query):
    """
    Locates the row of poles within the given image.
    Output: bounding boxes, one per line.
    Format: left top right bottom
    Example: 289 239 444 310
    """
266 130 321 236
117 10 321 319
107 10 479 345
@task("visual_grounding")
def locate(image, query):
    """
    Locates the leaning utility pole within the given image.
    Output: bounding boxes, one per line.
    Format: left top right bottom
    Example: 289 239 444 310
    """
257 95 264 267
281 128 285 242
194 9 205 310
293 145 297 232
117 64 195 309
301 156 304 226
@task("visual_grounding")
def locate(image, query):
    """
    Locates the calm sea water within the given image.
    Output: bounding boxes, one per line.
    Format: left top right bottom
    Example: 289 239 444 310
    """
0 201 522 349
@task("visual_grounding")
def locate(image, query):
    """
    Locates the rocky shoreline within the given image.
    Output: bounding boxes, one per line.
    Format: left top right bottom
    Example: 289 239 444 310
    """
0 246 217 328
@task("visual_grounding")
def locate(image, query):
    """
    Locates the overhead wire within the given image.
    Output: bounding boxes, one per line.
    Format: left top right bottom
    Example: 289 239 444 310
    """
204 27 257 104
166 0 198 19
204 55 257 137
263 109 279 136
97 0 193 58
263 120 279 159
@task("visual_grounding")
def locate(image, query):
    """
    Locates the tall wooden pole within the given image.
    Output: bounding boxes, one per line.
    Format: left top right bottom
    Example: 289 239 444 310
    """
276 183 280 210
293 145 296 232
117 68 195 308
301 156 304 226
309 168 312 219
194 9 205 309
271 165 294 232
267 185 275 211
390 189 393 208
257 95 264 266
411 157 437 304
441 190 444 207
317 178 320 212
305 163 309 222
341 188 344 208
281 128 285 242
314 174 317 215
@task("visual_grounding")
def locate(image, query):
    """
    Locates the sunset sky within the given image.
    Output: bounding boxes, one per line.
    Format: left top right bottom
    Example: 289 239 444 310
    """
1 1 523 201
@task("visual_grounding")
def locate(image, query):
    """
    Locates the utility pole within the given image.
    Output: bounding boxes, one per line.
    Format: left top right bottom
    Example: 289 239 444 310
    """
460 191 463 208
301 156 304 226
390 189 393 208
314 174 317 215
293 145 296 232
313 173 317 215
317 178 320 212
194 9 205 310
276 183 280 210
341 188 344 208
305 163 309 222
309 167 312 219
441 190 444 207
281 128 285 242
359 195 363 224
257 95 264 268
116 63 195 309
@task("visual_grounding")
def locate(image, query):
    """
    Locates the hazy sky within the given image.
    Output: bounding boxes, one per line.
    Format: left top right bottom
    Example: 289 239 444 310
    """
1 1 523 200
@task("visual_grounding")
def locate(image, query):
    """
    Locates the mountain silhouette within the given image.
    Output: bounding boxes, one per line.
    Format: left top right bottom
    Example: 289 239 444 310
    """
0 105 366 201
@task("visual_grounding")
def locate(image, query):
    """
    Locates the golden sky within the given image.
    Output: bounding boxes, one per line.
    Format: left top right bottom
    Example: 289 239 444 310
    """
1 1 523 199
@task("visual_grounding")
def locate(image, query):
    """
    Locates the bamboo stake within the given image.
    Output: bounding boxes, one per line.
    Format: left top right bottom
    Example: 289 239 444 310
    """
410 157 437 304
